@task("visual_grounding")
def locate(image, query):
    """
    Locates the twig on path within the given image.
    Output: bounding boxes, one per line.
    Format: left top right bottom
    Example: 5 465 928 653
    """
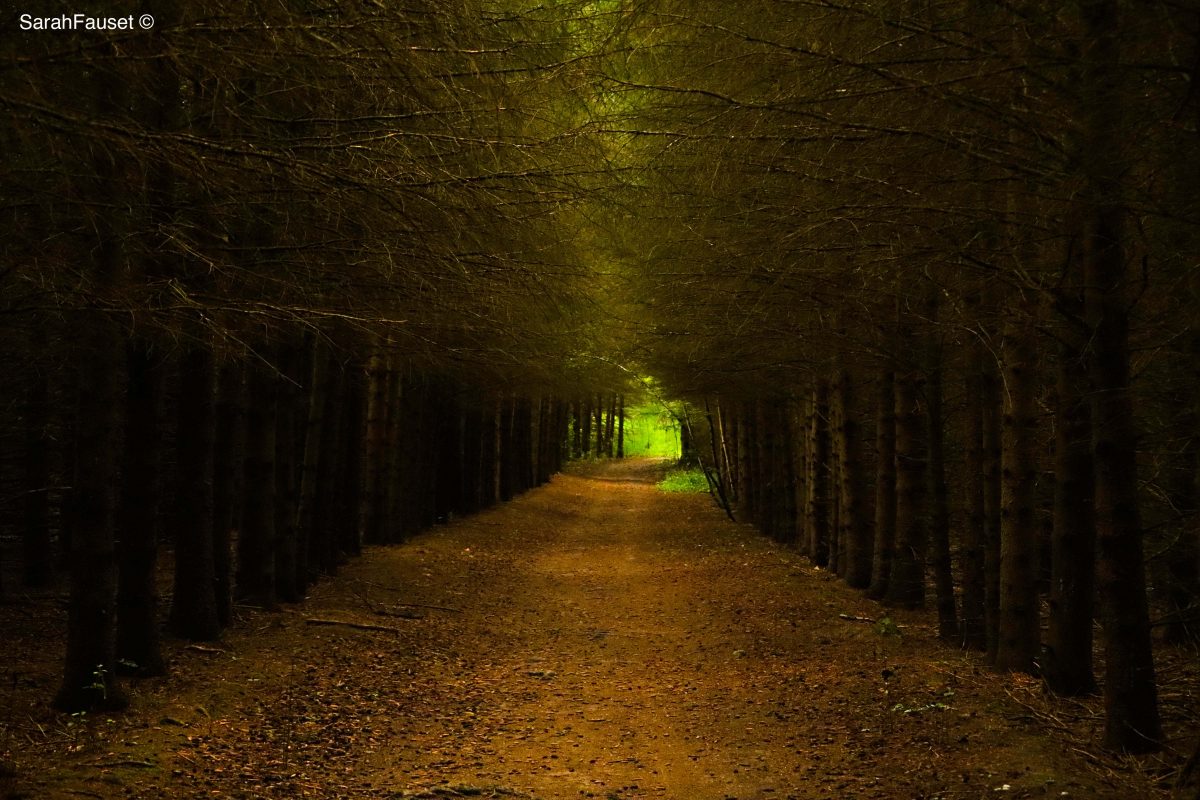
838 613 876 623
349 579 462 613
394 602 461 613
375 609 424 620
305 617 403 633
85 759 156 769
185 644 225 654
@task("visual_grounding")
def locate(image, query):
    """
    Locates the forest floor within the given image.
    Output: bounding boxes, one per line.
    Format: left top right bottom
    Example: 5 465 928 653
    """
2 458 1197 800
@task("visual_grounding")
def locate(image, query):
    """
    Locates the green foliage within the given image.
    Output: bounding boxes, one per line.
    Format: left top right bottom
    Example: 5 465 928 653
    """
657 467 709 493
621 403 680 458
874 617 902 637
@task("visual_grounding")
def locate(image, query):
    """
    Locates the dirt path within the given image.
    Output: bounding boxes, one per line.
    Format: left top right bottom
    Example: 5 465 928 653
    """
1 460 1173 799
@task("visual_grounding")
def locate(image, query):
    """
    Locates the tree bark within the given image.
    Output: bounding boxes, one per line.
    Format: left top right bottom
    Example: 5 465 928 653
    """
867 370 895 600
617 394 625 458
926 309 958 642
885 359 926 610
1045 331 1097 695
273 345 302 602
981 356 1004 662
170 338 221 640
1081 0 1161 752
994 316 1040 673
806 382 831 568
835 370 872 588
212 359 245 628
21 319 53 588
295 340 328 590
238 358 278 609
960 346 988 650
116 339 166 675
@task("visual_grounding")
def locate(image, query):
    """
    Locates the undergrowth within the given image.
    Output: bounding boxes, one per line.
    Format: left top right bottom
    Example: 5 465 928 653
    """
657 466 709 493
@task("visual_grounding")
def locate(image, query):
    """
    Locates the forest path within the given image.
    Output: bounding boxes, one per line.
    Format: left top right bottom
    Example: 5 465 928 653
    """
6 460 1151 799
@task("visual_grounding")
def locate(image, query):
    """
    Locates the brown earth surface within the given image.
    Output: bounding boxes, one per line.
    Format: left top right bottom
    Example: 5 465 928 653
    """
1 458 1195 799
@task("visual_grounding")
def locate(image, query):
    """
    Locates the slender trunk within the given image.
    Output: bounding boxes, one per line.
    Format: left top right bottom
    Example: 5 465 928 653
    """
738 402 757 524
171 339 220 640
238 359 277 609
836 370 872 588
789 398 806 551
994 316 1040 673
756 400 775 538
54 121 126 709
55 309 126 711
594 395 604 456
382 362 404 540
336 363 365 560
807 382 831 567
273 345 302 602
616 395 625 458
868 370 896 600
581 396 592 457
885 359 926 609
961 348 988 650
21 320 53 588
926 317 958 642
493 397 504 503
360 345 388 544
295 341 328 590
576 398 585 455
212 359 244 628
827 389 842 575
116 339 166 674
1045 332 1097 694
982 357 1004 662
605 394 616 457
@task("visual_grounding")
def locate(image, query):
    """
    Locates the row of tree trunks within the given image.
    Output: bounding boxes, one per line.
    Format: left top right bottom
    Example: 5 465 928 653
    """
705 271 1163 752
569 393 624 459
20 322 567 712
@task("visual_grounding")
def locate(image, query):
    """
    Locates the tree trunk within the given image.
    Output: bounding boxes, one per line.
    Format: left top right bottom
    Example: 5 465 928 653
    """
336 363 365 559
885 358 926 610
360 345 389 544
1045 331 1097 695
617 395 625 458
868 370 896 600
295 340 328 590
995 316 1040 673
835 370 872 588
212 359 245 628
116 339 167 675
238 359 278 609
981 356 1004 662
960 348 988 650
53 109 126 709
806 382 831 568
792 398 811 554
54 303 126 711
926 311 958 642
273 345 302 602
1081 0 1161 752
827 389 842 575
170 338 221 640
581 396 592 457
21 320 53 588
